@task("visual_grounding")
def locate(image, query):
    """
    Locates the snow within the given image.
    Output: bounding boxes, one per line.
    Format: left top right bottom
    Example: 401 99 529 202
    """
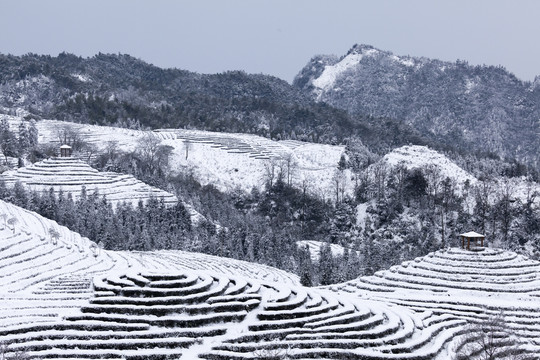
459 231 485 238
2 198 540 357
71 73 91 83
0 200 451 358
2 116 540 357
296 240 355 261
329 247 540 356
356 202 369 229
464 78 478 94
2 117 351 200
382 145 478 186
391 55 415 67
312 52 363 98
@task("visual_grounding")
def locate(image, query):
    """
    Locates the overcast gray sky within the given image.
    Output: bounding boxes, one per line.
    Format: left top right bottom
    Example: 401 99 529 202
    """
1 0 539 83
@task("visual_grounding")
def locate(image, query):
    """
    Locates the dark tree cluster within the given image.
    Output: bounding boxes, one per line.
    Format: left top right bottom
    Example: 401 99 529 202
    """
0 52 435 155
0 118 38 165
0 181 192 251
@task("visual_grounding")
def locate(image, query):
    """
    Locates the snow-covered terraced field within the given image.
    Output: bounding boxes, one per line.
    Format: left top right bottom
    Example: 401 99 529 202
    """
3 198 540 358
2 116 351 197
0 198 299 341
329 247 540 357
1 157 178 208
1 268 467 360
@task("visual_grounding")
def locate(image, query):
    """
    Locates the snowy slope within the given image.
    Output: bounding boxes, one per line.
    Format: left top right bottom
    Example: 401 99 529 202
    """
0 199 469 359
2 116 352 199
312 52 365 100
329 247 540 357
0 197 300 334
382 145 477 186
380 145 540 205
0 199 299 291
1 157 178 207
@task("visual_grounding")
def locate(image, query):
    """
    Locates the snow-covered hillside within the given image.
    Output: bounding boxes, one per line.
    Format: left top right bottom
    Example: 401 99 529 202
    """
0 193 300 336
2 116 352 199
1 157 178 207
1 199 471 359
2 199 540 358
329 247 540 356
382 145 477 186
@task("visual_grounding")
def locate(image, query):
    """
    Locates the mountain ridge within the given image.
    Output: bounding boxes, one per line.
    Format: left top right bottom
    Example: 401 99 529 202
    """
294 44 540 168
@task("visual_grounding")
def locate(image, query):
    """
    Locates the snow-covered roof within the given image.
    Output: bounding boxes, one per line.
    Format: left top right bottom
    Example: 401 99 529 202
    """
459 231 485 238
60 144 72 149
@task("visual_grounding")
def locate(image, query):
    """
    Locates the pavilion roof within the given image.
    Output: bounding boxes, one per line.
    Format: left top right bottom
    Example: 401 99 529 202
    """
459 231 485 238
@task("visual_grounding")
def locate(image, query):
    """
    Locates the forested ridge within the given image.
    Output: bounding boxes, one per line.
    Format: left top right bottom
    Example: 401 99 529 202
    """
295 44 540 168
0 52 442 154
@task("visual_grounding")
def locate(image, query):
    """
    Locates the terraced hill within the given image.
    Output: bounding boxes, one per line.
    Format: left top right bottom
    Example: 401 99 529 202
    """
0 198 299 334
0 157 178 207
0 198 476 360
329 247 540 357
3 197 540 358
2 116 351 197
2 268 468 360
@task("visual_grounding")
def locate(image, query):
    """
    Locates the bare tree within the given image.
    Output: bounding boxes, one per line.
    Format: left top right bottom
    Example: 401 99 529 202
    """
332 169 346 203
55 124 87 151
474 181 493 236
136 134 173 175
281 153 297 187
263 159 278 188
136 134 161 163
371 162 388 204
454 314 526 360
424 164 442 209
496 180 516 245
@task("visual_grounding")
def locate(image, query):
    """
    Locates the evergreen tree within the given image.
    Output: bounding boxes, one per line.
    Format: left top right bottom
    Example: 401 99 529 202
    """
318 242 334 285
298 245 314 287
28 120 39 148
0 118 16 164
17 122 31 156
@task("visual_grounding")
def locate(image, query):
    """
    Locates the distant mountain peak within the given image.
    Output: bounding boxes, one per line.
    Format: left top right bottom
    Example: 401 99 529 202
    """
347 43 379 55
293 44 539 166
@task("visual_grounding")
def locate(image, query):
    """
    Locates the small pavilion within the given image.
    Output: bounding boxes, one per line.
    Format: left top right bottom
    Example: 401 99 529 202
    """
60 145 72 158
460 231 485 250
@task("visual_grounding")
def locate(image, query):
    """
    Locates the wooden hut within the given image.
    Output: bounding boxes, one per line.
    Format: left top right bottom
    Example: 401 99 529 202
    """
460 231 485 250
60 145 72 158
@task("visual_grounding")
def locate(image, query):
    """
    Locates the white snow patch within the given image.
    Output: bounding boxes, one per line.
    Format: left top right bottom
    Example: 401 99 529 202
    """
297 240 355 261
312 53 363 97
71 73 91 83
465 78 476 93
356 202 369 230
391 55 415 67
382 145 477 186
